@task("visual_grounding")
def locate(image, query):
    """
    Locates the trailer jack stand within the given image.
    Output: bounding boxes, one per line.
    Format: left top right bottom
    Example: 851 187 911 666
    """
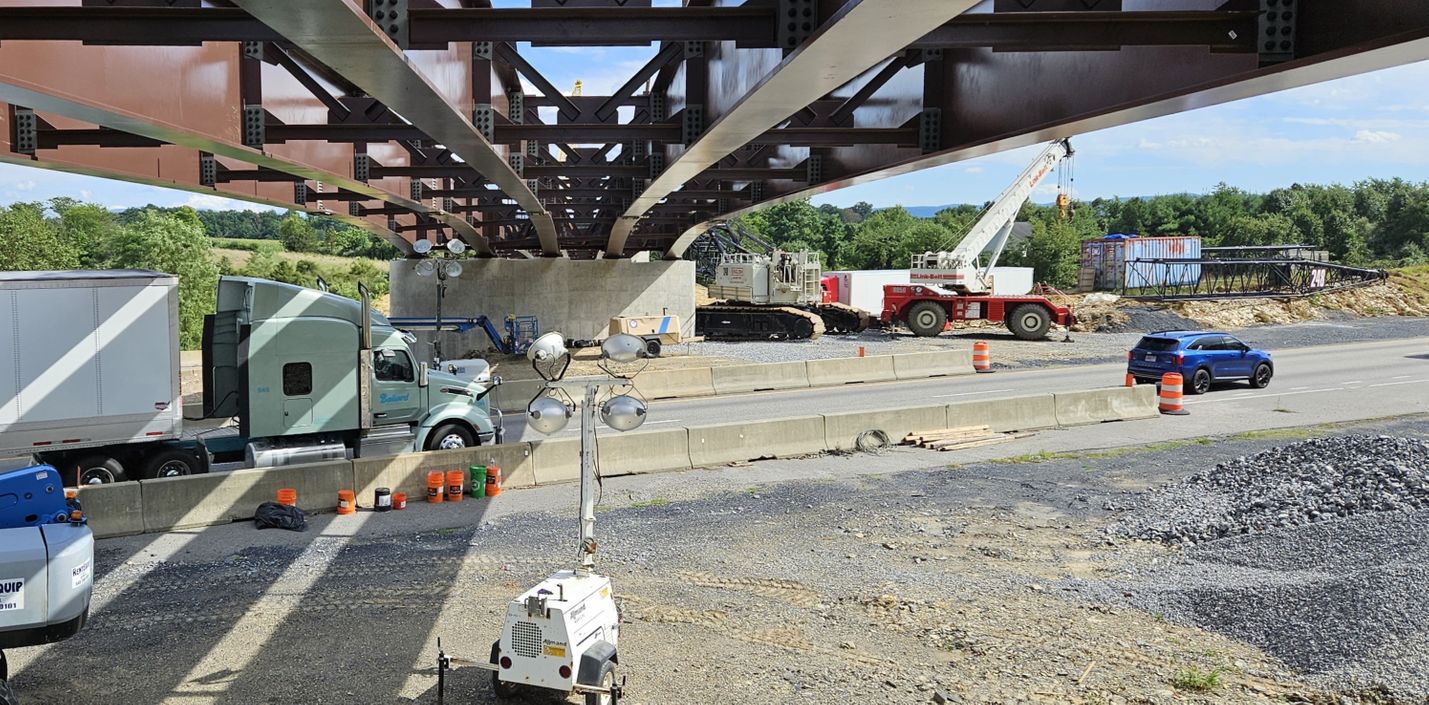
436 638 450 705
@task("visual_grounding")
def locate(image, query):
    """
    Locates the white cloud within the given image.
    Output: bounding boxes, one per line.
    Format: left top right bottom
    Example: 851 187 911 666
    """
181 193 284 213
963 166 984 174
1354 129 1402 144
80 189 92 200
14 180 35 191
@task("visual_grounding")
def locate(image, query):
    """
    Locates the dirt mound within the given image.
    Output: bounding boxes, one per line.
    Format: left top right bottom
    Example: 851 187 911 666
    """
1070 275 1429 333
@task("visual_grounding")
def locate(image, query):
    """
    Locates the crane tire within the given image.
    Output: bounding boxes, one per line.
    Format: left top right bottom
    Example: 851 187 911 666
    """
905 302 948 337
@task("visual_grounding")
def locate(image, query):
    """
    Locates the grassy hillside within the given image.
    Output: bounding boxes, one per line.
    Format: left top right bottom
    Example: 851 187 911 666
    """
209 240 394 313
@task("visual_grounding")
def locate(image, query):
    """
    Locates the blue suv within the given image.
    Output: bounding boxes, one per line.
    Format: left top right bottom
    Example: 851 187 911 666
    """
1127 331 1273 395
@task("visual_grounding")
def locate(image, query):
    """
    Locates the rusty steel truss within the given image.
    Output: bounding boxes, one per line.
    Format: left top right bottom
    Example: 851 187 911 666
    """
1 1 1428 258
1122 257 1389 300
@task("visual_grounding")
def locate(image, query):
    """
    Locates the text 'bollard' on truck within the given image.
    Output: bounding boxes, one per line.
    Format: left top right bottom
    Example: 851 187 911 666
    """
0 271 503 485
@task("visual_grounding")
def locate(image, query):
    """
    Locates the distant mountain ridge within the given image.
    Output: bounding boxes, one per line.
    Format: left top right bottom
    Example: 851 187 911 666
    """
863 195 1191 219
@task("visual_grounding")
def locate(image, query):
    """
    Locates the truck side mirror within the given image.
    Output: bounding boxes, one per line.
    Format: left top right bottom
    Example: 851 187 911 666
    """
419 362 429 388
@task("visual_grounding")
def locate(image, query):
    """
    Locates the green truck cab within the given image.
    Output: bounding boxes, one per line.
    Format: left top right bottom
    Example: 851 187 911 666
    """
202 276 502 466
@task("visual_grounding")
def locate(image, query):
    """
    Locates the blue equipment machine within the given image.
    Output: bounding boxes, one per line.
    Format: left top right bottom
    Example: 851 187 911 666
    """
388 314 540 356
0 465 95 703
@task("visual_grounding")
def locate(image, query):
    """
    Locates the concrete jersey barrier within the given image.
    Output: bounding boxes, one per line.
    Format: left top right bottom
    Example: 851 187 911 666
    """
823 404 948 451
805 355 898 387
352 443 535 507
76 386 1160 540
687 415 826 467
710 361 810 395
139 459 351 533
947 393 1058 433
1053 386 1159 426
891 350 975 380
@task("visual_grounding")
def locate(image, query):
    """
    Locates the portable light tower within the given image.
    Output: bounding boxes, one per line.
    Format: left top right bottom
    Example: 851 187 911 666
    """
443 331 648 704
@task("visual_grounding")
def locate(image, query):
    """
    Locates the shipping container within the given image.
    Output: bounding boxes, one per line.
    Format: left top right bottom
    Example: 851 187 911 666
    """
1080 235 1201 291
828 267 1034 313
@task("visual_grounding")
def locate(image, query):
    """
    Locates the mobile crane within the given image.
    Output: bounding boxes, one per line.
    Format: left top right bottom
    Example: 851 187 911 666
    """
882 138 1078 340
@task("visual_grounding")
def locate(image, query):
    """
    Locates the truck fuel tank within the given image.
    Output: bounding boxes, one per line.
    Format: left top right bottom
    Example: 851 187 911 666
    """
245 440 349 468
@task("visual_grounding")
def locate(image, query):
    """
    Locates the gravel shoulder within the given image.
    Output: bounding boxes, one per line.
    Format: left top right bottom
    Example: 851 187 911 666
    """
8 416 1429 704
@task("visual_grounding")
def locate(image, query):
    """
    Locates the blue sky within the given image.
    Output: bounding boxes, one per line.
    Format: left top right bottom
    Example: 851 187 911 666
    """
2 33 1426 213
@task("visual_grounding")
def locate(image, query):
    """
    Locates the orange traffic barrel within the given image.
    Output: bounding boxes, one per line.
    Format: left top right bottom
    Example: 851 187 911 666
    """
1159 372 1190 415
277 488 298 507
336 490 356 515
1125 373 1135 388
446 470 466 503
393 492 408 510
972 341 993 373
858 346 865 358
427 471 445 503
485 464 502 497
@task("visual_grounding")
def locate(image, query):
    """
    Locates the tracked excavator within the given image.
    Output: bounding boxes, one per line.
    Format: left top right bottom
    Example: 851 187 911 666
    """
697 250 873 341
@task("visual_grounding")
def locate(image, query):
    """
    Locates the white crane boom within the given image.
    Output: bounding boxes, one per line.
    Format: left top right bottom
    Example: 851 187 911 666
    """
910 138 1073 294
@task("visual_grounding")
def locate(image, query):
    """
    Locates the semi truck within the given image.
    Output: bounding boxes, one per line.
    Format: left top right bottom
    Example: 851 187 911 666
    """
0 271 502 485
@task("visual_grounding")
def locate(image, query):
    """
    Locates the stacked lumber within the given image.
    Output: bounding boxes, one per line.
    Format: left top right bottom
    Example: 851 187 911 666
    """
902 425 1033 451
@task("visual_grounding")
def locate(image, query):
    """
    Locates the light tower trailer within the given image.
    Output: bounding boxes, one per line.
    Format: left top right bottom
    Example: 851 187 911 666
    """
0 464 95 704
445 377 625 705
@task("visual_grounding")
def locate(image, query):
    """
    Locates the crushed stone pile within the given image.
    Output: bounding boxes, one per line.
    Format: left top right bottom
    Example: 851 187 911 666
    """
1113 435 1429 545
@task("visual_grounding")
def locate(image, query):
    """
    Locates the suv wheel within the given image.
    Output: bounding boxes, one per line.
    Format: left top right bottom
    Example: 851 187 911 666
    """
1250 363 1272 389
1189 367 1213 395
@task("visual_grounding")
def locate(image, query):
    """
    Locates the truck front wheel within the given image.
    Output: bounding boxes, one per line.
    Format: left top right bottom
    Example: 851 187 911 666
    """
426 423 476 451
73 454 128 485
904 301 948 337
1006 305 1051 341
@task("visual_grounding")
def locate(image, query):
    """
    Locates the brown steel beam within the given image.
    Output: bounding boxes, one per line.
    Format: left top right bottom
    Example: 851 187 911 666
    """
0 6 277 44
409 6 777 48
911 10 1259 53
0 6 1257 55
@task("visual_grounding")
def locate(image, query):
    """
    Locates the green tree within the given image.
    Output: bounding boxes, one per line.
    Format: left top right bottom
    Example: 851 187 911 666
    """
50 197 120 266
104 209 220 348
0 203 79 271
278 213 320 253
1323 211 1371 265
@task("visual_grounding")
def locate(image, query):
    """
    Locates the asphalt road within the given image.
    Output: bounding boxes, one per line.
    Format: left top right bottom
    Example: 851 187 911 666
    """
502 335 1429 441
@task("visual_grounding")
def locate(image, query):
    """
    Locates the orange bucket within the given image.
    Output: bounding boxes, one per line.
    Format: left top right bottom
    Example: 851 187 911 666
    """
277 488 298 507
393 492 407 510
427 471 445 503
336 489 356 515
446 470 465 502
485 463 502 497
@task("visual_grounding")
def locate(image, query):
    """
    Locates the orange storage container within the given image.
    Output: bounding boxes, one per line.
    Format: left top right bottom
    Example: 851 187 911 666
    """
427 471 445 503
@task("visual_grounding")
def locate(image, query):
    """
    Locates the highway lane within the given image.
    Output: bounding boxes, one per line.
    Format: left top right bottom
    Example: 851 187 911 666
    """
500 336 1429 441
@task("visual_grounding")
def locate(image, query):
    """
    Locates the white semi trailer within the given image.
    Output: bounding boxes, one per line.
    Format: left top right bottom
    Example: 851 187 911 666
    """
0 270 503 485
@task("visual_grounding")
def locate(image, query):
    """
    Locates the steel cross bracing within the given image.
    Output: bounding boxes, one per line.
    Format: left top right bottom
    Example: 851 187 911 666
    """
1 1 1428 258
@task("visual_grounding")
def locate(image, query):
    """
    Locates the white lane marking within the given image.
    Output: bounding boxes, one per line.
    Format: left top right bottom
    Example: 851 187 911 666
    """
1289 386 1309 391
1393 375 1413 380
1344 380 1363 385
1368 379 1429 388
645 419 683 425
1182 387 1343 405
934 389 1013 398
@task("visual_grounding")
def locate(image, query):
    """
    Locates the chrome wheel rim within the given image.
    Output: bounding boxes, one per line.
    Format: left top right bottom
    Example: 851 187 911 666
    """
439 433 467 449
